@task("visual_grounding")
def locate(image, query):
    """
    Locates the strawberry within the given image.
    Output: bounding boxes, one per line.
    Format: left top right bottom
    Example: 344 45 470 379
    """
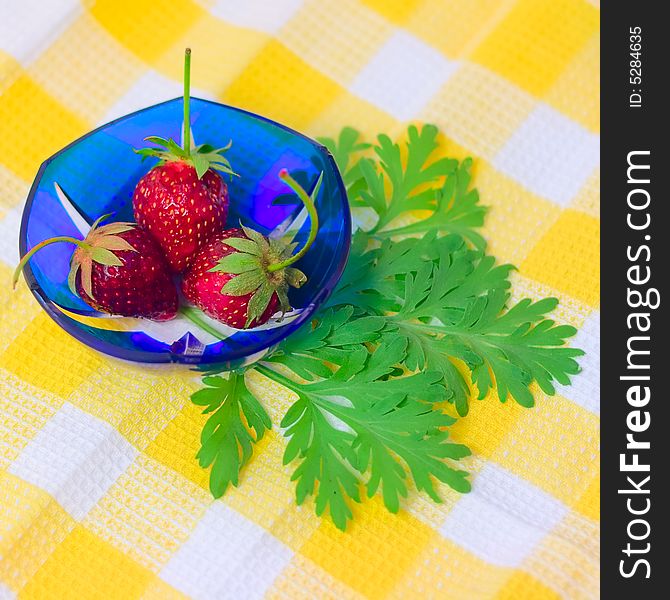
181 169 322 329
133 160 229 273
133 48 235 273
182 229 281 329
14 217 178 321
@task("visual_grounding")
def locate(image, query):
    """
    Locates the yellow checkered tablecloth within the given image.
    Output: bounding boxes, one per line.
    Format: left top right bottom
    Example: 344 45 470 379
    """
0 1 600 598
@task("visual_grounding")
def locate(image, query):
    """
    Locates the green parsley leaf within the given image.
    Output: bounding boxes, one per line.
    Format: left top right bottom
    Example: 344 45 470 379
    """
268 306 386 379
257 336 470 531
328 232 583 415
375 157 488 250
191 372 271 497
325 231 435 313
319 125 488 248
280 393 361 530
318 127 370 199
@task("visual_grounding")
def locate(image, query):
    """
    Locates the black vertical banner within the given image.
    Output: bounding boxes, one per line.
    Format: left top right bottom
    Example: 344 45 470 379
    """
601 3 668 595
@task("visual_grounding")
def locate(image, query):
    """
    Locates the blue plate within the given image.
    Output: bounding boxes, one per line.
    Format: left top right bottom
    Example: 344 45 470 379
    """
19 98 351 368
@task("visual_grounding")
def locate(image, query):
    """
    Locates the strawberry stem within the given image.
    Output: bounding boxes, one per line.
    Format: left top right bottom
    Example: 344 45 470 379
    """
12 236 86 289
183 47 192 157
267 170 322 273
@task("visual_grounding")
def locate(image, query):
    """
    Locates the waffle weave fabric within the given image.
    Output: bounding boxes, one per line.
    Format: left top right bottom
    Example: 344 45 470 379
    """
0 1 599 598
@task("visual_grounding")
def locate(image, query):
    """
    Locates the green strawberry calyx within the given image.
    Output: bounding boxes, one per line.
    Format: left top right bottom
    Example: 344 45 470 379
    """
209 169 322 327
134 137 237 179
133 48 236 180
13 215 137 301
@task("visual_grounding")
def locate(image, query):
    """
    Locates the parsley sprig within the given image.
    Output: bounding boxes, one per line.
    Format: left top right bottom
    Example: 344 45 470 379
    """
326 231 582 415
190 124 583 530
258 316 470 530
192 372 271 497
319 125 488 249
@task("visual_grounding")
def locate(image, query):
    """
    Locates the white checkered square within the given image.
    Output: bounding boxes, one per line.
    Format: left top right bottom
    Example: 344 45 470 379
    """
440 464 568 567
0 0 81 65
0 582 16 600
350 31 459 121
160 502 293 599
493 103 600 206
557 311 600 415
210 0 303 33
0 203 22 268
8 402 138 520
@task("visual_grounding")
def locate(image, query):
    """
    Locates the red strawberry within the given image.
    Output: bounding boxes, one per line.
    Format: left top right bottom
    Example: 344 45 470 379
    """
133 48 235 273
133 161 228 272
181 169 322 329
14 218 178 321
182 229 280 329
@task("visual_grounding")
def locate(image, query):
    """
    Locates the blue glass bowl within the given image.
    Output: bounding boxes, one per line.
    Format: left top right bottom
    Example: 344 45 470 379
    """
19 98 351 368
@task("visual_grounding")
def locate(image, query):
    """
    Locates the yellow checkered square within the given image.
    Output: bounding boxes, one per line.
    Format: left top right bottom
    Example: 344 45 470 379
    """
0 472 75 593
477 163 561 266
575 470 599 522
28 14 145 124
222 40 343 131
154 14 269 98
268 554 359 600
300 497 434 598
545 32 600 133
20 525 155 599
0 76 88 180
90 0 204 64
496 571 560 600
493 392 599 507
0 313 105 398
471 0 599 96
521 209 600 307
407 0 508 59
360 0 421 24
68 363 197 450
280 0 393 86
